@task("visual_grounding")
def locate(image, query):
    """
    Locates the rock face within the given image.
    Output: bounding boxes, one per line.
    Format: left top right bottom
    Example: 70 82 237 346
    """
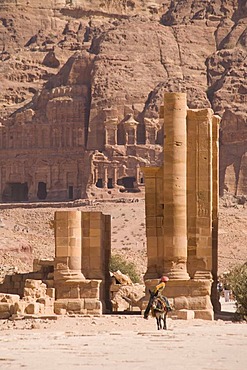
0 0 246 201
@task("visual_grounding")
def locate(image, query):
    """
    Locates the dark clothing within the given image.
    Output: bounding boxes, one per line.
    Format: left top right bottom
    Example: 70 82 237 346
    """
144 290 156 318
144 282 171 318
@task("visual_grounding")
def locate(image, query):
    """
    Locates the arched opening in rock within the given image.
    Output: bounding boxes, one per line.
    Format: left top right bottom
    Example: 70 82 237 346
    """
3 182 29 202
107 178 113 189
37 182 47 200
68 185 74 200
117 177 139 192
117 123 125 145
96 178 103 188
137 124 146 144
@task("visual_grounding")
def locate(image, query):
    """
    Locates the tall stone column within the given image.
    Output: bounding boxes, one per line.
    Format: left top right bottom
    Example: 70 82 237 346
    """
143 167 161 279
54 211 85 281
187 108 214 280
163 92 190 280
211 115 220 311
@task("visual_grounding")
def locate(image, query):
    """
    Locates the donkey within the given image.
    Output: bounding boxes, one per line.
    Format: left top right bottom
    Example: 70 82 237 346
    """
151 296 168 330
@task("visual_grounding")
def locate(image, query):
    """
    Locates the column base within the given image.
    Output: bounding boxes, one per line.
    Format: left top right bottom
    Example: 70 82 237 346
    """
143 278 214 320
165 271 190 280
54 279 103 315
54 269 85 282
193 271 212 280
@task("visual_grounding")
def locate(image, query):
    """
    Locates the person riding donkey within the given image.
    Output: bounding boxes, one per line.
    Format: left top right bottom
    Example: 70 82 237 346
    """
144 276 172 319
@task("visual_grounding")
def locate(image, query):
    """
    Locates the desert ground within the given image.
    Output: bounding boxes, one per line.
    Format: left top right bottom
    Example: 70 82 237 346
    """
0 197 247 369
0 299 246 370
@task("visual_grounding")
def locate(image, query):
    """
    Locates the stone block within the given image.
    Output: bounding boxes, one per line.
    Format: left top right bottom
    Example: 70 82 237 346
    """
37 297 54 308
14 301 27 314
54 300 67 315
89 228 101 237
25 279 42 289
174 309 195 320
56 225 69 238
0 293 20 303
56 246 70 257
84 299 101 311
188 296 211 310
190 283 211 297
89 238 101 248
68 238 81 249
25 303 42 315
194 309 214 320
68 227 81 238
90 219 101 231
46 288 55 298
0 311 11 319
80 288 99 299
0 303 11 312
67 300 84 313
69 287 81 299
44 279 54 288
174 296 189 310
55 211 68 221
87 309 102 315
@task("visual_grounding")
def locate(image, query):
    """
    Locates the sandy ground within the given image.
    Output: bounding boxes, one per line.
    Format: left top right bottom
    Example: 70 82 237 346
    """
0 200 247 369
0 307 246 370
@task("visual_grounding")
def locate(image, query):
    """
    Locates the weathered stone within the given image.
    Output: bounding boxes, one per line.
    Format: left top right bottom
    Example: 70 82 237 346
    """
84 299 101 311
25 303 43 315
143 93 217 319
0 311 11 319
174 296 189 311
0 302 11 312
46 288 55 299
173 309 195 320
14 301 27 315
0 1 245 202
0 293 20 303
194 309 214 320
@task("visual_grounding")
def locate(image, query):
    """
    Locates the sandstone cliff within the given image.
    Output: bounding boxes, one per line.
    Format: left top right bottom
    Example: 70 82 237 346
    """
0 0 246 200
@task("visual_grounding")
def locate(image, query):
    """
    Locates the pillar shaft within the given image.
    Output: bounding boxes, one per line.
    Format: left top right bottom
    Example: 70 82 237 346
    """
187 109 213 279
54 210 85 281
163 92 189 279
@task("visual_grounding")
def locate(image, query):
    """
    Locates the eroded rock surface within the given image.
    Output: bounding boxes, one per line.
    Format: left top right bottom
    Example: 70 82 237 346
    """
0 0 246 200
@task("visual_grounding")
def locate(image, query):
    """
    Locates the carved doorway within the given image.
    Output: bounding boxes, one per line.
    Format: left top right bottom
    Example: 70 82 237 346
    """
37 182 47 200
3 182 28 202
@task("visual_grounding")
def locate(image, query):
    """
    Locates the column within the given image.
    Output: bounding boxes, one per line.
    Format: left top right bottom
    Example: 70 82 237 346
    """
54 211 85 281
144 167 163 279
211 115 220 310
81 212 105 279
187 109 214 279
112 163 118 187
163 92 190 280
103 165 108 188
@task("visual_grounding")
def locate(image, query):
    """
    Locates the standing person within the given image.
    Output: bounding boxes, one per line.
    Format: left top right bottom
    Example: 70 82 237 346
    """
144 276 170 319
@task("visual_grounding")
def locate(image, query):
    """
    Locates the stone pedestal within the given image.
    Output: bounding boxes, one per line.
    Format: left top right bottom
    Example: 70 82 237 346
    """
143 278 214 320
53 210 111 315
54 279 102 315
